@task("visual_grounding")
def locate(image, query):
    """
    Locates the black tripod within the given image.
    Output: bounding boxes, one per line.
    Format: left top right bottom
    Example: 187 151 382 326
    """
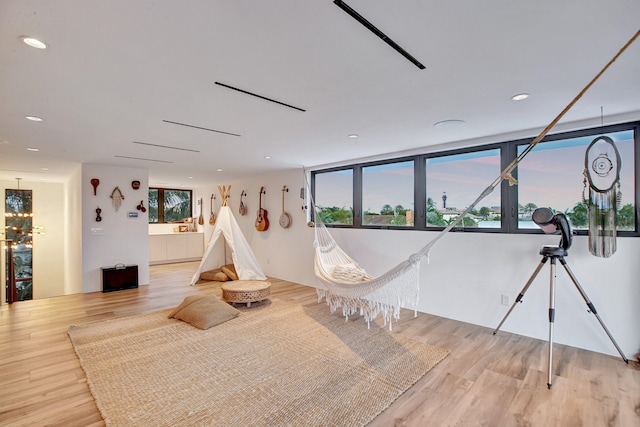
493 243 628 389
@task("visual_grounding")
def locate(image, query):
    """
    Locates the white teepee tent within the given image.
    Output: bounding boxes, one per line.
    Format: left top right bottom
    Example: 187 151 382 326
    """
190 187 266 285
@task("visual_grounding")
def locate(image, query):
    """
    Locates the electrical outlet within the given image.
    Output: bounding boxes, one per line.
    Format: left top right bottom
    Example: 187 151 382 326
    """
501 294 509 306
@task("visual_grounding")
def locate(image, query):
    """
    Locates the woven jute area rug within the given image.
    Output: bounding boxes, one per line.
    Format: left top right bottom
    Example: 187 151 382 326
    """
68 299 449 427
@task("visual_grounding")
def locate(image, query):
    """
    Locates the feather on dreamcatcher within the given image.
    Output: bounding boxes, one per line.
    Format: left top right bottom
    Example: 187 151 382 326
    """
583 135 622 258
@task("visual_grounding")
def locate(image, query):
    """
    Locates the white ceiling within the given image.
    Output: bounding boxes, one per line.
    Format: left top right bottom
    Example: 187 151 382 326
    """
1 0 639 188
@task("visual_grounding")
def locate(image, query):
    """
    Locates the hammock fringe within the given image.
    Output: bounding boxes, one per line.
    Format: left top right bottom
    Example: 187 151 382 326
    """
316 284 419 331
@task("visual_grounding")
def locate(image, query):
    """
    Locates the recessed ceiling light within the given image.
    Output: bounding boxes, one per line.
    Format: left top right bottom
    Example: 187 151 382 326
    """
27 147 39 152
41 168 49 171
511 93 530 101
264 156 271 159
216 168 223 172
434 119 466 129
20 36 48 49
348 134 359 139
188 176 194 179
25 115 43 122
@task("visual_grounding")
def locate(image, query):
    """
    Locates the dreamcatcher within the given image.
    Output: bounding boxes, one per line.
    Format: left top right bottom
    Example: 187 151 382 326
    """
583 135 622 258
110 186 125 211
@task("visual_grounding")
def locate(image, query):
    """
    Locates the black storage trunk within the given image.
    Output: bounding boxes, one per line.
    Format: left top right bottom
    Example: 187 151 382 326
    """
101 264 138 292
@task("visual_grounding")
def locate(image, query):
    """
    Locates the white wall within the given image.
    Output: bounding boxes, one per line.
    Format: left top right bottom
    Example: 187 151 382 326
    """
81 164 149 292
64 166 83 295
31 180 66 299
198 168 640 359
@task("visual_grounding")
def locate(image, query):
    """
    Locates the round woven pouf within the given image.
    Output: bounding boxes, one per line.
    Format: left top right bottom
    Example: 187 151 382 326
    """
221 280 271 307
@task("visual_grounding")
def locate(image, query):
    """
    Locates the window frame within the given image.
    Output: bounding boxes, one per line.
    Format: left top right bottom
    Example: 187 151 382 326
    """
360 158 416 229
311 121 640 237
148 187 193 224
423 143 506 233
310 166 355 228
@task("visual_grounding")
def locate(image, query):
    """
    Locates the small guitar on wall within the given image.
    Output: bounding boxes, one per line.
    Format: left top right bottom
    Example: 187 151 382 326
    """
198 197 204 225
279 185 292 229
239 190 247 216
255 187 269 231
209 194 216 225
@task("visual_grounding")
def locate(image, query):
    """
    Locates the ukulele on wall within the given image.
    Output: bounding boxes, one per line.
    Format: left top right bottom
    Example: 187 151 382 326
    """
198 197 204 225
255 187 269 231
279 185 292 229
239 190 247 216
209 194 216 225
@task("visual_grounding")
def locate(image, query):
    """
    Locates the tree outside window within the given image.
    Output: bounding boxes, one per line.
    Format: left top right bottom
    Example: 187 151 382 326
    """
148 188 193 223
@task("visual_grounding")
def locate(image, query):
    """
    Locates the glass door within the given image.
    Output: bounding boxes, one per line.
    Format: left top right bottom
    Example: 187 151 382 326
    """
5 189 33 302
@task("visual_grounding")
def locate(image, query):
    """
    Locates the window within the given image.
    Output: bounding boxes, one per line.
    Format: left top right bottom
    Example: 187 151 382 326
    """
362 160 414 227
516 128 635 231
426 148 501 229
313 169 353 225
311 121 638 236
148 188 193 223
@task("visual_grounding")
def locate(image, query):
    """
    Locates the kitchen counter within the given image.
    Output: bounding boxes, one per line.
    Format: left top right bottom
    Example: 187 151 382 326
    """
149 232 204 264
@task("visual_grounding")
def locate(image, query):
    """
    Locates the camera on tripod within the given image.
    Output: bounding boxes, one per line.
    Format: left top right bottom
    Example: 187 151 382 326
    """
531 207 572 253
493 207 627 389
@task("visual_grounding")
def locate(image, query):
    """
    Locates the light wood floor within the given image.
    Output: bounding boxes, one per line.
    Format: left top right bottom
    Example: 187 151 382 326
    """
1 262 638 427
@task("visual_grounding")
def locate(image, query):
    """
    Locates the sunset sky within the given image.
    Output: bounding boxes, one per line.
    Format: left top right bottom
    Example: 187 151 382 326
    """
315 129 634 215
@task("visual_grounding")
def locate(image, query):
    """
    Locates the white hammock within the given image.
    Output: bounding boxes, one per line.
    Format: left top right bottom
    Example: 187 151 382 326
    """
312 185 491 330
311 30 638 329
313 210 424 329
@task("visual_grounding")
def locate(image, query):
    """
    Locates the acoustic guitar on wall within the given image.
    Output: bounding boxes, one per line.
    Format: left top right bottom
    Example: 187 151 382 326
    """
255 187 269 231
